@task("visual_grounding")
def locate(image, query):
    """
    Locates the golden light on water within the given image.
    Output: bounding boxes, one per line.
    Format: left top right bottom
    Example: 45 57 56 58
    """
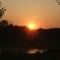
27 49 38 54
27 49 48 54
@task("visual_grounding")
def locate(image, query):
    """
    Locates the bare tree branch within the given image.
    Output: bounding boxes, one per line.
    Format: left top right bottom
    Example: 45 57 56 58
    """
55 0 60 5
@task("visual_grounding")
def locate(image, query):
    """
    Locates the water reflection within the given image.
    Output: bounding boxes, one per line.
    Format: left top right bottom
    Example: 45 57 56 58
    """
27 49 47 54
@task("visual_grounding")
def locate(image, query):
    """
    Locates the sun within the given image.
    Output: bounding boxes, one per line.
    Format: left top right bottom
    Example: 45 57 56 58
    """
28 23 35 29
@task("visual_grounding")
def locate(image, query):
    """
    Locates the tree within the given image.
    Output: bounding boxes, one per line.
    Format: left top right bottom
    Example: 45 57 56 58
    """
55 0 60 5
0 20 8 27
0 2 6 20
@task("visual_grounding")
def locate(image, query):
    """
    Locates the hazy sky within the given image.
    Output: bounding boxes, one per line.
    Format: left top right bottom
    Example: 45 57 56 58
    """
0 0 60 29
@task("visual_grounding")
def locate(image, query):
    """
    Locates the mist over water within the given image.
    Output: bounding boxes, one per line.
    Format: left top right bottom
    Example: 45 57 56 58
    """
27 49 47 54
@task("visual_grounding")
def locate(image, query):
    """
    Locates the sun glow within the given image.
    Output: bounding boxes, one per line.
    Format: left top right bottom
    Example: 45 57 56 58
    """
28 23 35 29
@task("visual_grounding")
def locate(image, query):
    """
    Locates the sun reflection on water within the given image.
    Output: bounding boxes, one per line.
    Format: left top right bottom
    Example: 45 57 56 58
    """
27 49 47 54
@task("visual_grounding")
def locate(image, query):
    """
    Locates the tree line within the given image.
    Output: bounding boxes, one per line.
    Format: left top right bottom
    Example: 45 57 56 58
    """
0 20 60 52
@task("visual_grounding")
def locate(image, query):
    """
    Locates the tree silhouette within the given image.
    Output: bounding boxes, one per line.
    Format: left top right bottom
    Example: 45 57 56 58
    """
55 0 60 5
0 20 8 27
0 2 6 20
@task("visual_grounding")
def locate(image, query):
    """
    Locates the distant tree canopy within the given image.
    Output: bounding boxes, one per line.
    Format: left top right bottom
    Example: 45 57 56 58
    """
0 20 60 52
0 20 8 27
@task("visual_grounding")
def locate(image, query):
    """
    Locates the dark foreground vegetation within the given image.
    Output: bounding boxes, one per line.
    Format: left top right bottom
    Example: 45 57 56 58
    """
0 20 60 59
0 50 60 60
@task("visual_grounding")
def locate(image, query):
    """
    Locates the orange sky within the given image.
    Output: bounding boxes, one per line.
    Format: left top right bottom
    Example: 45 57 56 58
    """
0 0 60 29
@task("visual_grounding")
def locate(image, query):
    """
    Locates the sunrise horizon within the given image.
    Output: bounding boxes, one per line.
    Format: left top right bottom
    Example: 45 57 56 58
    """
0 0 60 59
0 0 60 29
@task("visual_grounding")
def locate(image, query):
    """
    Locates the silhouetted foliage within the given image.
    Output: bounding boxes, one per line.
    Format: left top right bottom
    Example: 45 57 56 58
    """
0 20 60 52
0 20 60 59
0 20 8 27
55 0 60 5
0 2 6 19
